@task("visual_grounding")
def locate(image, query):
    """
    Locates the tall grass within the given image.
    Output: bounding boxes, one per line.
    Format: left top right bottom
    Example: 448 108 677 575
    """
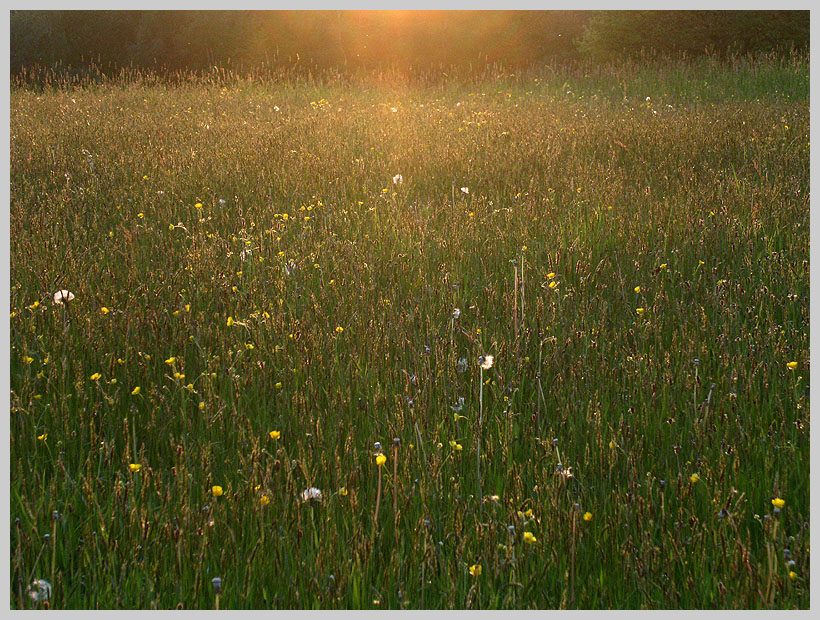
9 53 809 609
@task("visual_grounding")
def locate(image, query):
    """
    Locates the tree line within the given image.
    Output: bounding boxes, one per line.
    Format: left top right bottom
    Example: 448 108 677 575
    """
10 10 809 76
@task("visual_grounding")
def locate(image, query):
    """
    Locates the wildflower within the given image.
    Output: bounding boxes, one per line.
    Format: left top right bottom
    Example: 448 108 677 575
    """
195 202 203 209
339 487 348 496
199 402 205 411
130 386 141 396
659 263 667 270
165 357 176 365
269 430 281 440
452 308 461 319
212 485 224 497
23 356 33 364
549 281 558 289
772 498 785 509
27 579 52 603
393 174 404 185
469 564 482 577
460 187 470 194
690 473 700 484
226 316 234 327
260 495 270 507
634 286 641 293
376 454 387 466
787 361 798 370
335 326 344 333
90 372 101 381
547 272 556 279
583 512 593 522
37 433 47 441
636 308 645 316
479 355 494 370
129 464 142 472
53 290 74 305
301 487 323 502
789 571 797 580
275 381 282 389
523 531 537 544
137 212 144 218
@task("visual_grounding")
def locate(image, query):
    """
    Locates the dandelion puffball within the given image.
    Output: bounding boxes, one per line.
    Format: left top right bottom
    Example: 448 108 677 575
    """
393 174 404 185
301 487 323 502
27 579 52 602
460 187 470 194
479 355 494 370
53 290 74 305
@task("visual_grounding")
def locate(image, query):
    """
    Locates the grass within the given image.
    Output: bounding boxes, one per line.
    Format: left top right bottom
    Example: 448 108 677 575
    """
9 52 809 609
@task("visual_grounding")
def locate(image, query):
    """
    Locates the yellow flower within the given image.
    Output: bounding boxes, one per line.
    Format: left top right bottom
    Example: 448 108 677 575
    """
129 464 142 472
549 281 558 289
195 202 203 209
634 286 641 293
771 498 785 509
131 386 141 395
90 372 101 381
547 272 556 279
260 495 270 507
789 571 797 580
339 487 348 496
375 454 387 467
23 356 33 364
199 401 205 411
469 564 482 577
787 361 798 370
269 430 281 440
690 473 700 484
37 433 47 441
583 512 593 522
137 212 144 218
636 307 645 316
226 316 234 327
212 486 224 497
165 357 176 365
523 531 537 544
100 307 110 314
335 326 344 333
185 304 191 312
659 263 667 270
275 382 282 389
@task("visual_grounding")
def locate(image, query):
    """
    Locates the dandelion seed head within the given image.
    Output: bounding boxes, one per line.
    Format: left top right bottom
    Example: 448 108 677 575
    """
301 487 323 503
53 290 74 305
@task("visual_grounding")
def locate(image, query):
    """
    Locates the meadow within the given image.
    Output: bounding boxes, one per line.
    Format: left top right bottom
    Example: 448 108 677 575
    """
9 53 810 609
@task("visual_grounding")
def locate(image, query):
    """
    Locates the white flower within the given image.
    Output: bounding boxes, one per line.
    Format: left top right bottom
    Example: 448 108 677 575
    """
301 487 323 502
53 290 74 305
460 187 470 194
393 174 404 185
452 308 461 319
27 579 52 602
218 198 227 208
390 107 398 113
479 355 494 370
273 106 280 112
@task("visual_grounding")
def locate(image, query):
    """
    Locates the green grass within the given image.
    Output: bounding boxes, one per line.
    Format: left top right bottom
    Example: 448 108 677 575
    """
9 53 809 609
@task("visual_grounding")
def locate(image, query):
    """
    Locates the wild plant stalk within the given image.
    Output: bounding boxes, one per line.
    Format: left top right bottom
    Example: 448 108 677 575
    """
393 440 399 548
520 253 525 333
514 262 519 340
372 461 383 544
477 365 484 514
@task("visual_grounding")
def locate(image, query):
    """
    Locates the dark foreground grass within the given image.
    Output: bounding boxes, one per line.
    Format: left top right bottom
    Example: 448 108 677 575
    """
9 53 809 609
